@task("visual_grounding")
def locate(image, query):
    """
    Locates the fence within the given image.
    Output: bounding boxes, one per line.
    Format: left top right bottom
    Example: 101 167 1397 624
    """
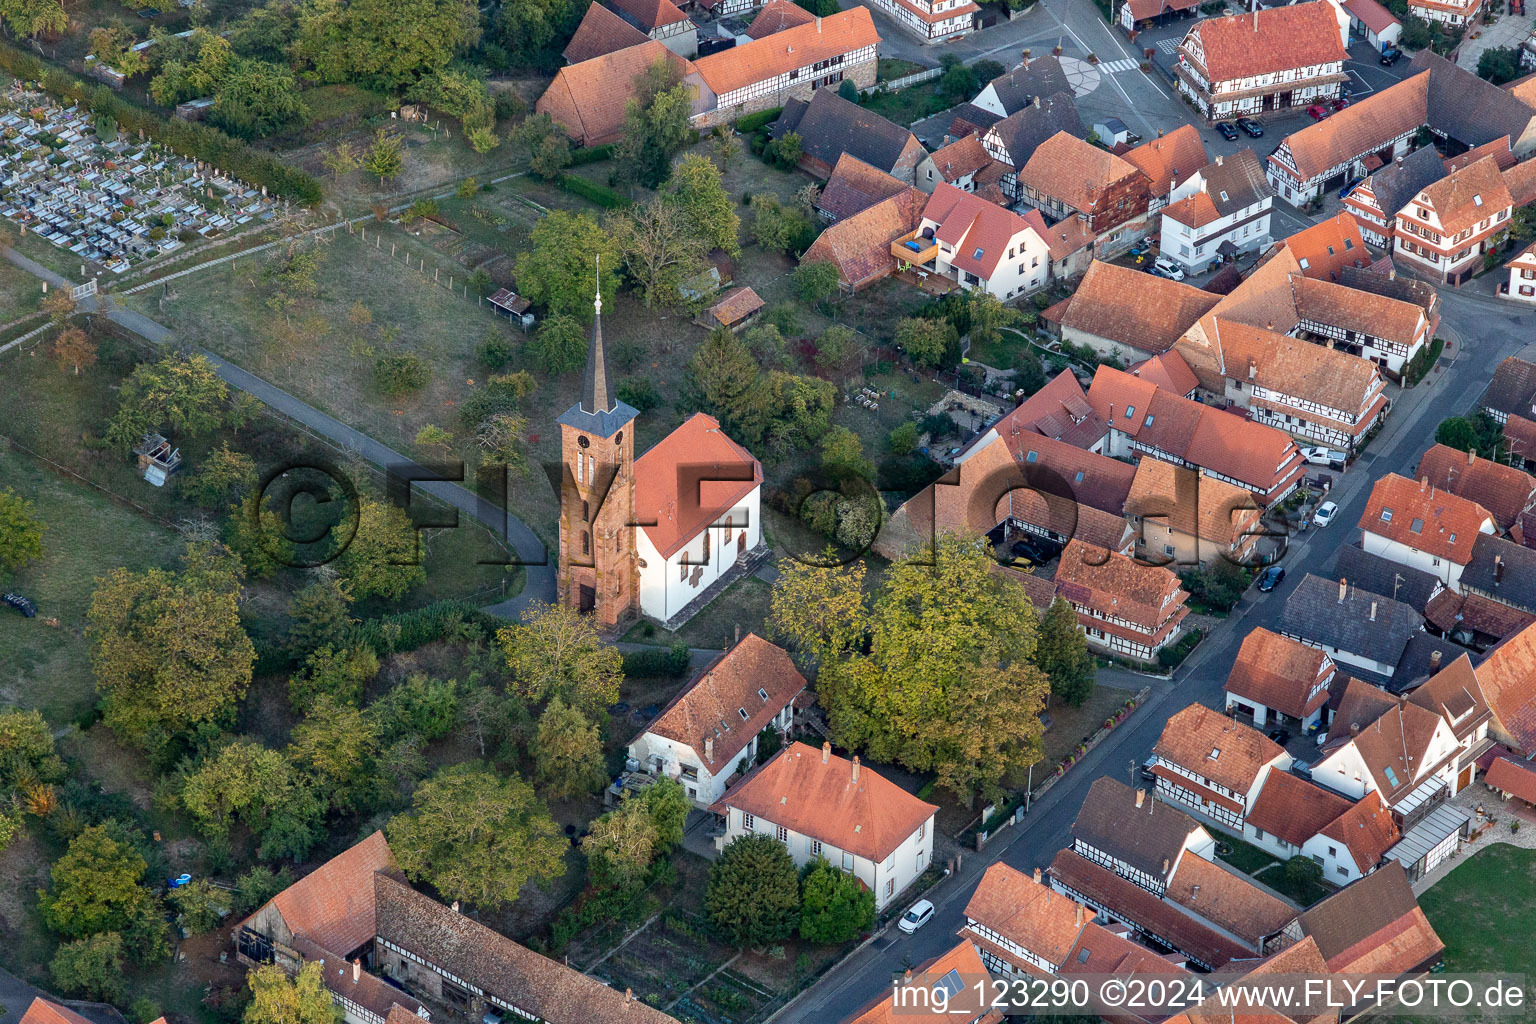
867 67 942 94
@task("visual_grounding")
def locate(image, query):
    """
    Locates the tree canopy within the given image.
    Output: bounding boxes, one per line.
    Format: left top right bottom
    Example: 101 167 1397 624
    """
706 834 801 948
245 961 340 1024
0 487 45 572
798 857 874 943
533 696 607 799
514 210 622 321
39 826 153 939
105 354 229 449
497 601 624 720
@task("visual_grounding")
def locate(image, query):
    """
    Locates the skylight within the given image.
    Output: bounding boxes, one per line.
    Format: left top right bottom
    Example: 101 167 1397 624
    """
1298 257 1310 269
1209 747 1221 760
758 688 770 702
738 707 749 720
1026 450 1039 463
1381 509 1394 523
1326 245 1336 256
973 247 985 259
1125 406 1136 418
1474 195 1484 207
1146 414 1155 426
1344 238 1354 250
934 970 965 1000
1077 948 1092 964
1075 471 1085 483
1384 766 1400 787
1410 518 1424 534
1219 190 1228 202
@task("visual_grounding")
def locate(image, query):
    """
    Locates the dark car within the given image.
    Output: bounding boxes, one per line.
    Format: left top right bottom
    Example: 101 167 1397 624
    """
1380 47 1403 65
3 593 36 618
1215 121 1239 141
1256 565 1286 592
1236 117 1264 137
1267 728 1292 746
1338 177 1363 199
1011 535 1064 566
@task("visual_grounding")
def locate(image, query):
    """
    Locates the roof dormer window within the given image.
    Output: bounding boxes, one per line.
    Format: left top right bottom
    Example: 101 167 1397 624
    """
738 707 749 720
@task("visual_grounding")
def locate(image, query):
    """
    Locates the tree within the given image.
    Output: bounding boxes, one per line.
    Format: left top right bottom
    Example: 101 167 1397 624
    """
1038 597 1094 707
939 54 977 98
39 826 151 939
0 0 67 38
373 353 431 396
293 0 478 90
836 77 859 102
105 354 229 449
612 199 707 309
514 210 621 321
820 425 874 481
180 740 323 859
322 141 360 179
41 289 75 329
362 128 405 186
798 858 874 943
968 290 1021 350
509 112 571 180
793 261 840 305
1434 415 1480 453
707 834 801 948
288 697 385 813
763 130 802 171
87 543 255 754
749 192 812 254
665 153 740 255
613 60 694 189
284 580 356 661
233 865 295 916
528 313 588 374
51 933 126 1003
210 58 308 139
1284 855 1323 889
0 487 44 572
533 696 607 799
497 602 623 720
581 793 659 886
645 776 688 852
768 553 866 663
387 762 566 908
182 444 257 506
290 644 379 709
819 535 1048 803
245 961 339 1024
1478 46 1523 86
169 878 224 934
895 316 954 369
684 326 762 436
406 68 497 150
333 498 427 601
0 708 66 789
415 423 454 457
815 324 859 379
887 421 920 456
477 412 531 473
711 125 740 170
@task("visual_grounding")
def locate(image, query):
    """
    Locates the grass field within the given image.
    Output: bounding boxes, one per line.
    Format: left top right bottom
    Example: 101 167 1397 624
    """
0 446 183 725
1417 843 1536 975
0 257 43 321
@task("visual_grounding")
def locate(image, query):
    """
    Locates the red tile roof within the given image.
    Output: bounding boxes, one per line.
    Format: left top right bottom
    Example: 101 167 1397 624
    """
1318 790 1400 873
1504 157 1536 209
928 133 998 185
745 0 816 37
704 286 764 328
537 41 694 145
1473 622 1536 752
1044 260 1221 356
1273 72 1429 184
1279 212 1371 282
1125 457 1262 550
1163 853 1296 944
1154 703 1286 795
801 187 926 288
1247 769 1354 848
563 2 650 63
1182 1 1348 83
1358 472 1495 567
819 153 909 221
608 0 692 30
1341 0 1399 33
633 412 761 558
19 1000 96 1024
1443 136 1515 173
1225 627 1334 720
1130 350 1200 398
640 634 804 771
1485 755 1536 803
1162 190 1223 230
920 182 1044 279
1019 132 1146 215
965 862 1084 967
693 8 879 96
846 941 1004 1024
1415 443 1536 532
263 830 395 956
991 367 1105 450
1055 538 1187 633
713 741 937 862
1122 125 1208 197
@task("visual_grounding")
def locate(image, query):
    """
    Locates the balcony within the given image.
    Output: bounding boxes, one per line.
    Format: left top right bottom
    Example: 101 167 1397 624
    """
891 229 938 267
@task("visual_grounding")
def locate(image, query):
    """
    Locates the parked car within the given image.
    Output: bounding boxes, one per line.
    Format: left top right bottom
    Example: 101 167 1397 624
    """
1381 46 1403 65
1256 565 1286 592
1301 445 1348 466
1312 500 1339 527
1141 755 1159 781
1011 535 1064 566
1236 117 1264 137
1330 97 1350 111
1152 256 1186 280
1306 105 1329 121
1267 728 1292 746
1215 121 1239 141
898 899 935 934
1337 177 1363 200
2 593 35 618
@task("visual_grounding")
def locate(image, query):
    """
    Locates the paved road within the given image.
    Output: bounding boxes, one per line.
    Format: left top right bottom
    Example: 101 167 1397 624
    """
780 277 1531 1023
0 246 557 613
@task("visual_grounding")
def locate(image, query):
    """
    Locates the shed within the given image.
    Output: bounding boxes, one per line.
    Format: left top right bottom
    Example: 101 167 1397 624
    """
1094 117 1131 146
132 433 182 487
701 286 764 330
487 288 535 327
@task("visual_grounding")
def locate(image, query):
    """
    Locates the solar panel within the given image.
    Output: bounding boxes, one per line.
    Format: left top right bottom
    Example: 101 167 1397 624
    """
933 969 965 1000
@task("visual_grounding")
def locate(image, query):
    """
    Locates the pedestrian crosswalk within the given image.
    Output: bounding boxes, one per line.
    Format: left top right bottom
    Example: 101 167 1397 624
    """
1097 58 1141 74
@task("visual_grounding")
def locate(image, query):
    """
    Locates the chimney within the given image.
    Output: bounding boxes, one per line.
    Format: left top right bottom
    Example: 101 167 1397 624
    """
1215 154 1223 166
1338 578 1348 602
1033 95 1042 109
1136 787 1146 808
1370 601 1377 621
904 968 914 983
822 741 831 763
1248 357 1256 379
815 15 821 29
1350 722 1360 737
352 960 360 984
1252 8 1258 29
1469 449 1476 465
1496 555 1506 584
451 900 461 913
626 988 634 1004
1430 649 1443 672
735 624 742 645
1034 867 1043 883
705 737 714 762
1076 904 1086 926
852 755 861 782
1388 268 1397 281
1420 475 1429 491
1162 857 1170 875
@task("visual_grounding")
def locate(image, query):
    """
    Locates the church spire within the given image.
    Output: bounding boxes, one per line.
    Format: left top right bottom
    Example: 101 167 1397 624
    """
581 255 613 415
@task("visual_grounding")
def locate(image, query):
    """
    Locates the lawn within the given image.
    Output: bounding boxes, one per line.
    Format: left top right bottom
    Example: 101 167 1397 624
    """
1251 859 1331 907
0 257 43 321
1039 684 1137 776
860 82 957 128
1216 834 1282 875
621 574 775 652
967 325 1045 373
0 446 184 725
1416 843 1536 976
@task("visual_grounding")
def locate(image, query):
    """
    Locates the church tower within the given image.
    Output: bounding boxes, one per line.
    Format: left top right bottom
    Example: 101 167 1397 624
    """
556 265 640 628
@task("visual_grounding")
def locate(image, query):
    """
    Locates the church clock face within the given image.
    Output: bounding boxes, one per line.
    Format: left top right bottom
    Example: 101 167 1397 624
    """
577 435 590 448
615 431 624 445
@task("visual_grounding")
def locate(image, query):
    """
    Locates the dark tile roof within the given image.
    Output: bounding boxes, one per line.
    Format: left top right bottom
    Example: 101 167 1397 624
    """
1297 861 1443 973
1363 146 1447 222
1199 148 1271 217
948 102 1003 140
373 874 681 1024
1071 777 1201 883
988 92 1085 170
1279 574 1420 667
1392 632 1478 694
1336 265 1440 319
1485 356 1536 420
1461 534 1536 612
1332 544 1442 613
1417 49 1536 150
983 56 1072 115
769 90 918 175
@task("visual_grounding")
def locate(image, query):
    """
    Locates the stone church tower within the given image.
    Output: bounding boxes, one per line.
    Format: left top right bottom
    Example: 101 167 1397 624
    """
556 273 640 628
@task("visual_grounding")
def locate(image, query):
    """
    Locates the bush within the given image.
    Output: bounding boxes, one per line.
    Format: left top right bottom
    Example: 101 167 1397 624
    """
558 173 630 209
1404 336 1445 387
734 108 784 133
476 332 517 370
373 353 430 396
622 642 692 678
348 599 499 656
616 376 664 412
567 143 614 167
888 421 920 455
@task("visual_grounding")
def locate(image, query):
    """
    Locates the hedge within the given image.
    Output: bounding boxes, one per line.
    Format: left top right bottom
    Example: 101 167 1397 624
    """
348 599 502 656
734 107 784 133
556 173 630 209
0 40 323 205
566 143 614 167
621 642 692 678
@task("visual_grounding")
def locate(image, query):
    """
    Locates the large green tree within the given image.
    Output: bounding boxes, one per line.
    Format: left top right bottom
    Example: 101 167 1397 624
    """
39 826 152 939
513 210 622 322
664 153 740 256
528 313 588 375
613 60 695 190
798 858 874 944
332 498 427 601
0 0 67 38
105 354 229 449
211 58 309 139
610 199 707 310
295 0 479 89
50 933 126 1003
768 554 866 663
288 697 385 813
283 579 357 661
533 696 607 800
180 740 324 860
0 708 66 789
245 961 340 1024
816 535 1049 803
388 762 566 908
580 793 658 886
1038 597 1094 707
497 602 623 720
86 543 255 755
0 487 45 572
706 834 801 948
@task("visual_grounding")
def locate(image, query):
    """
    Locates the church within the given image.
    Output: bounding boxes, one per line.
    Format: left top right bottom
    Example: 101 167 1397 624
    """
556 284 764 629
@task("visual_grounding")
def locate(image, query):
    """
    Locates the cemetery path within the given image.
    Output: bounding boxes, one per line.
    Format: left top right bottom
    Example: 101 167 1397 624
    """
1 247 557 614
